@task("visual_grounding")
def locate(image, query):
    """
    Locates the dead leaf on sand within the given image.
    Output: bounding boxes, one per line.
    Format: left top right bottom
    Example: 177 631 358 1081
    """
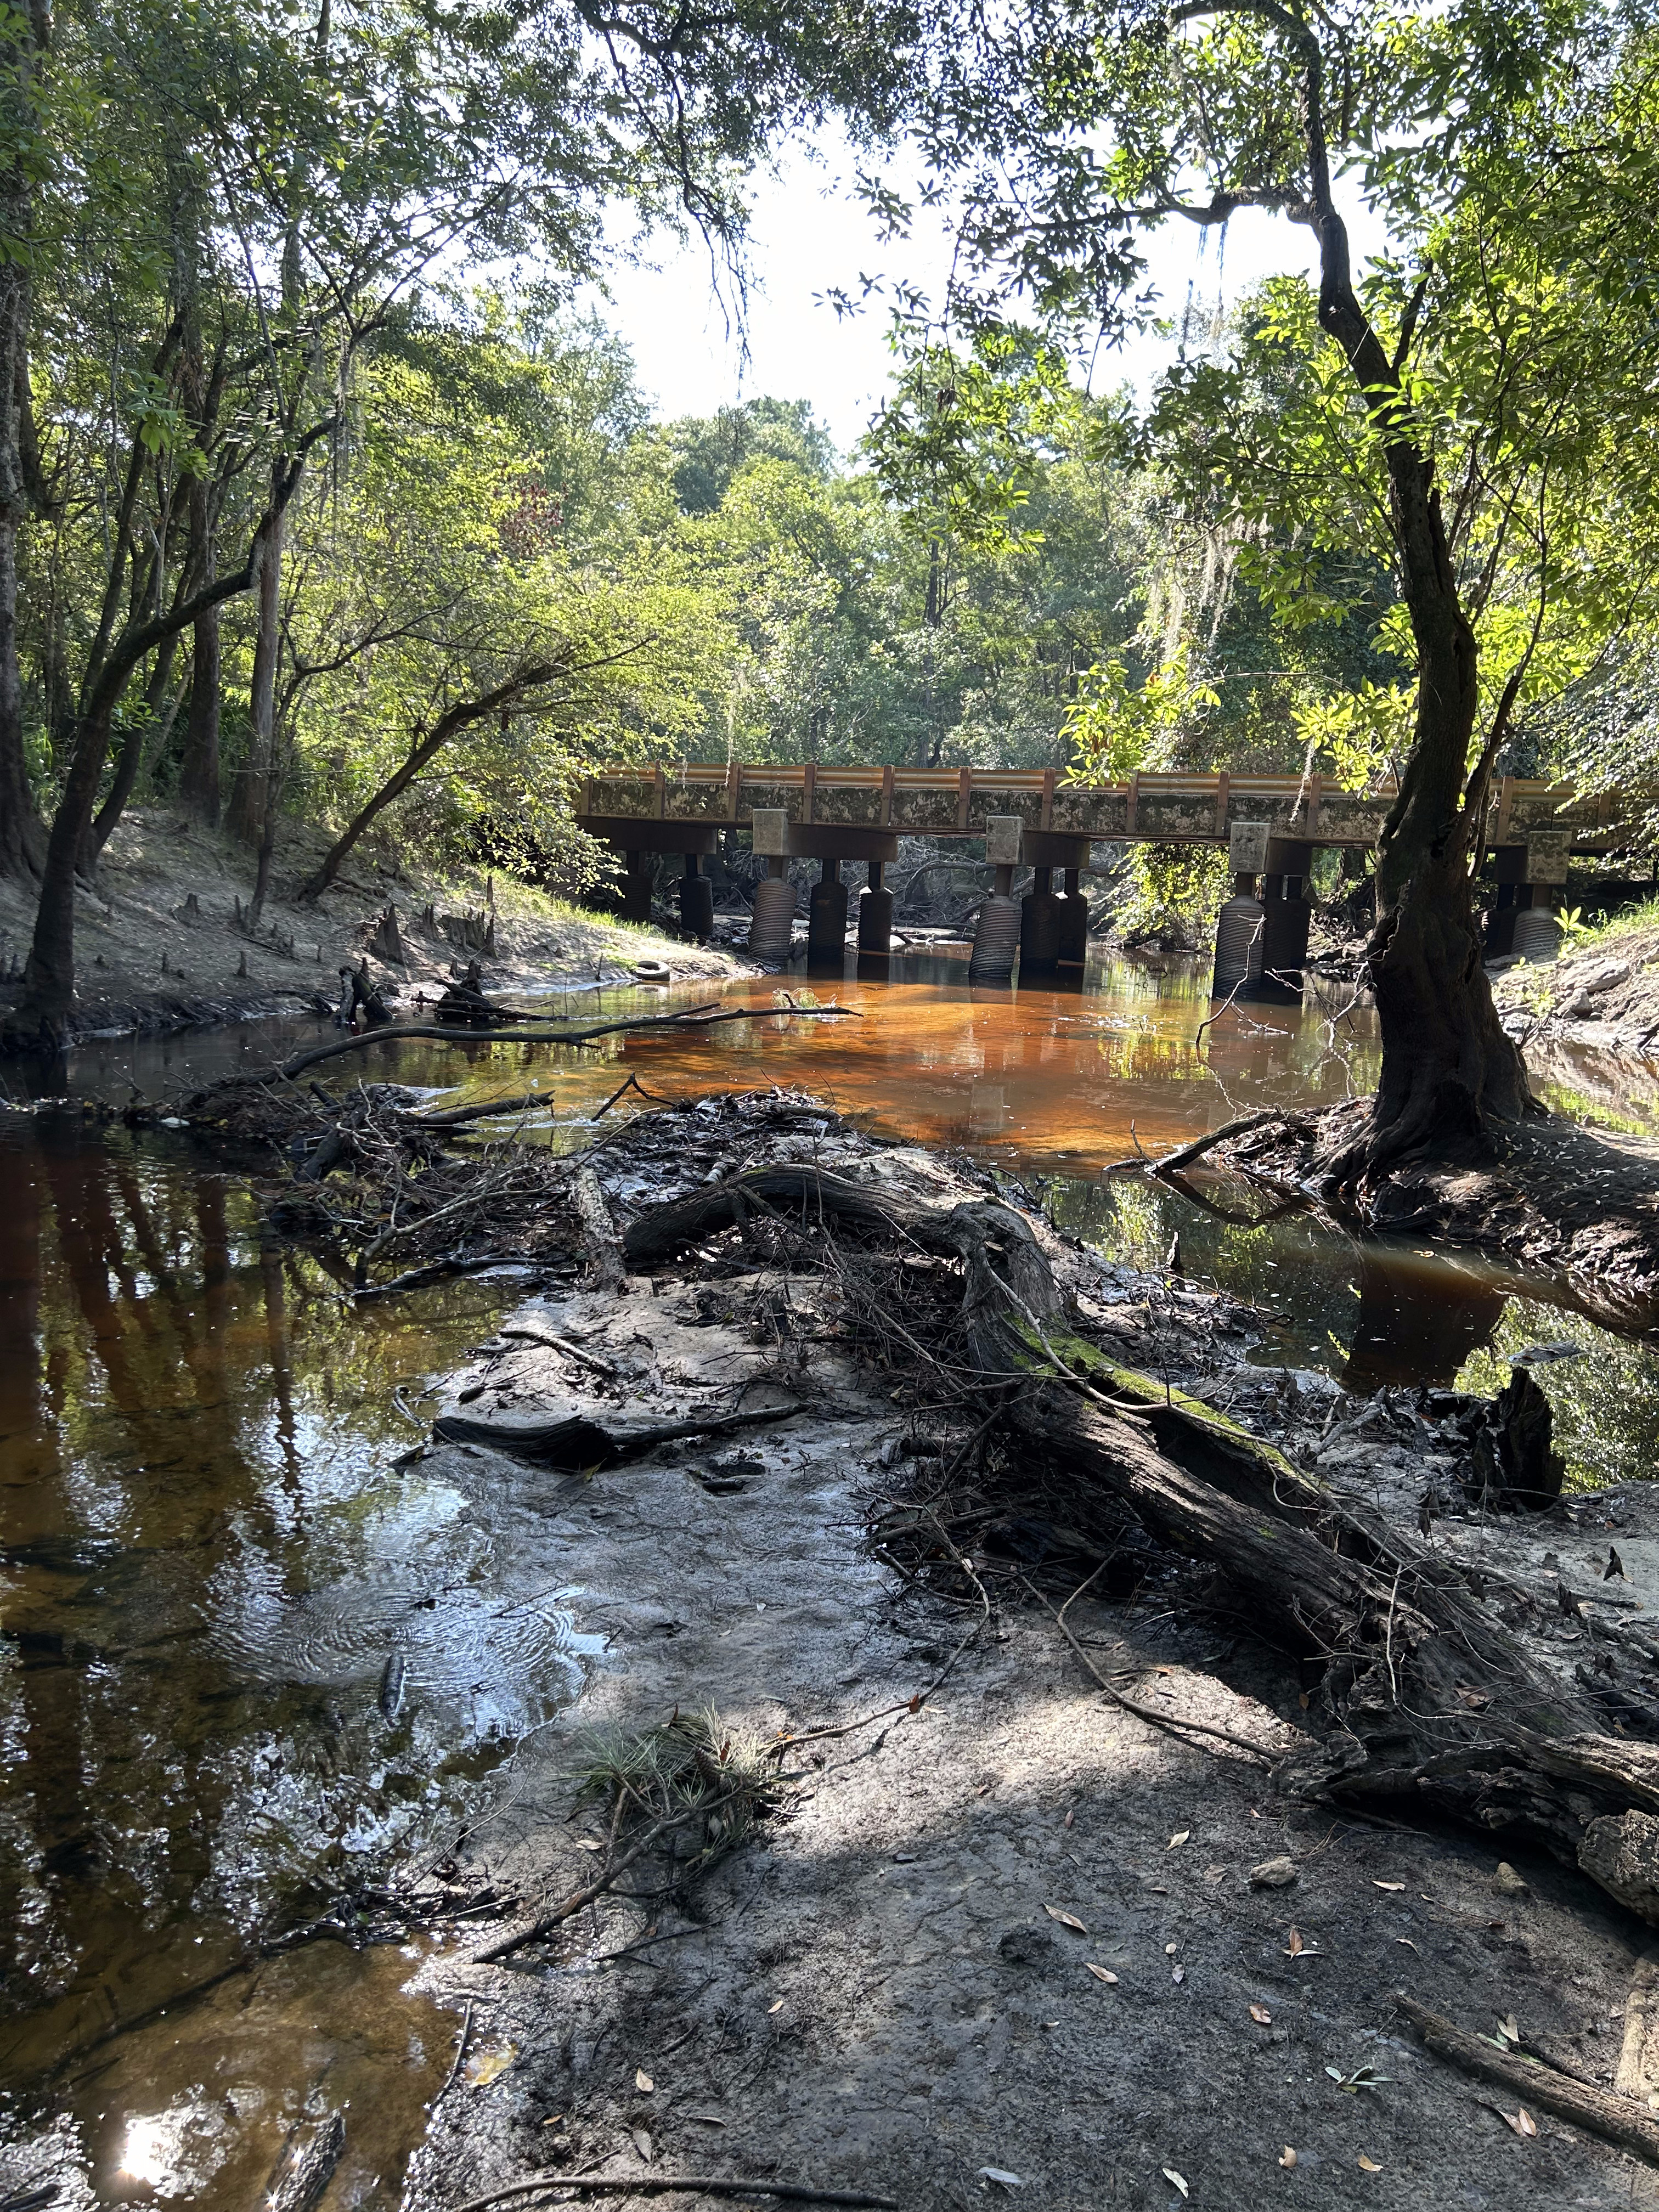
1372 1880 1405 1892
1087 1964 1119 1984
978 2169 1025 2190
1502 2106 1538 2138
1162 2169 1189 2198
635 2069 654 2093
631 2128 653 2162
1358 2154 1383 2172
1044 1904 1087 1933
1278 2148 1297 2170
466 2045 516 2089
1284 1927 1312 1956
1167 1831 1190 1849
1249 2004 1272 2024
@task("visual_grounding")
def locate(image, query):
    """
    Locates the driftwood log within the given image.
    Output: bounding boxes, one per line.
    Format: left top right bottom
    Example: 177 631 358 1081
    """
622 1164 1659 1925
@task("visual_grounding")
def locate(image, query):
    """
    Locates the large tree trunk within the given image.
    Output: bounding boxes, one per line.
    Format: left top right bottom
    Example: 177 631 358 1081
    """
82 635 179 866
1292 59 1530 1186
0 496 44 882
1344 583 1530 1183
0 9 47 887
177 593 221 825
13 697 114 1042
229 492 284 844
5 480 306 1048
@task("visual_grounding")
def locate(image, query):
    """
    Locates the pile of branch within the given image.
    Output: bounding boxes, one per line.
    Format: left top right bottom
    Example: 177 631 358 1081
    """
617 1160 1659 1931
168 1006 863 1292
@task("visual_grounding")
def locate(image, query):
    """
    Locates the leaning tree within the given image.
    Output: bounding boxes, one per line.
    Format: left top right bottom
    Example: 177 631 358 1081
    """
907 0 1659 1184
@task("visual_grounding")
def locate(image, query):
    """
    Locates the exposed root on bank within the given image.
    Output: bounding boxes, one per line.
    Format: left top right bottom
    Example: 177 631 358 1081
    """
1216 1094 1659 1331
166 1025 874 1296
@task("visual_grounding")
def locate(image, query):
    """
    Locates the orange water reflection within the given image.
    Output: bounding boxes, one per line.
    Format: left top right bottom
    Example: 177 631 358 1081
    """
369 949 1379 1168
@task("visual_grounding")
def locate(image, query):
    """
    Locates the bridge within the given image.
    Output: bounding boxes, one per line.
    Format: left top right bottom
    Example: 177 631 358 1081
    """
577 764 1647 989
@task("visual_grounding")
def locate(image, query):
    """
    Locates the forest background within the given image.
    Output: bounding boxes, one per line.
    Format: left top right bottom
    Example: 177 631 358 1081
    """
7 0 1659 1030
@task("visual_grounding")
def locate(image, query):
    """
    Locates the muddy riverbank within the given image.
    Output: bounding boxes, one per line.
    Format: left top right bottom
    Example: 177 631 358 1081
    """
1218 1097 1659 1333
0 807 738 1046
390 1101 1659 2211
6 955 1659 2209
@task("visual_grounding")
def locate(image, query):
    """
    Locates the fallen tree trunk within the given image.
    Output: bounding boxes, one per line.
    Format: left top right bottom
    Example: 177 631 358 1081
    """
621 1162 1659 1922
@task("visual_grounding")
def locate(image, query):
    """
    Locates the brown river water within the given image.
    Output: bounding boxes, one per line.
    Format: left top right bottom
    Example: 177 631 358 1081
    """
2 943 1657 2205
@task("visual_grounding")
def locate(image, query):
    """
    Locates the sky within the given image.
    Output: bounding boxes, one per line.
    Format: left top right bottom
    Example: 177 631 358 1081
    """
578 131 1391 455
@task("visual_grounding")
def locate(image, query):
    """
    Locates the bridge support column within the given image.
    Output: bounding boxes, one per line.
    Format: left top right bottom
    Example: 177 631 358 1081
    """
1019 866 1061 974
971 866 1020 981
749 859 796 963
1259 838 1313 998
971 819 1024 981
747 808 796 962
620 850 652 923
1212 821 1269 998
1057 867 1088 966
857 859 894 955
679 853 714 941
807 857 848 968
1484 847 1528 957
1512 831 1570 963
1485 840 1568 963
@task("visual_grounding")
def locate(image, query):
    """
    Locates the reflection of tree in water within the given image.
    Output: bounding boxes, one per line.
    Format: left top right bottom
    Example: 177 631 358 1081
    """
0 1122 518 2075
1459 1299 1659 1491
3 1125 280 2062
1343 1249 1509 1393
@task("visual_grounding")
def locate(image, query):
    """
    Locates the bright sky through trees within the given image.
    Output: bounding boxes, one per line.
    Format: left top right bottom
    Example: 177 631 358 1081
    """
585 129 1390 448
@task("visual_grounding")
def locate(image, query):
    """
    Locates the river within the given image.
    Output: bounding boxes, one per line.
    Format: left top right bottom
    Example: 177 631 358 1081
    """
3 943 1656 2204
